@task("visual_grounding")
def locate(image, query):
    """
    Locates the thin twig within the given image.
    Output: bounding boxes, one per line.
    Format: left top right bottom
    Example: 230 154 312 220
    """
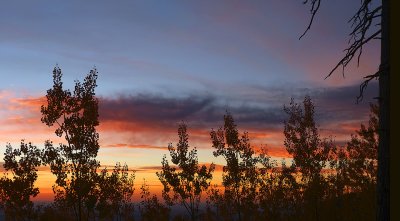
356 71 380 103
299 0 321 39
325 30 380 79
300 0 382 101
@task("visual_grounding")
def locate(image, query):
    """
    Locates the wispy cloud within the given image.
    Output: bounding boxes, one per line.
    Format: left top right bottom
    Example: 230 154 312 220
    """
104 143 168 150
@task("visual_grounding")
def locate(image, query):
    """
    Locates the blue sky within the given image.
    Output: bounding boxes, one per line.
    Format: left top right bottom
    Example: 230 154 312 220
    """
1 1 379 95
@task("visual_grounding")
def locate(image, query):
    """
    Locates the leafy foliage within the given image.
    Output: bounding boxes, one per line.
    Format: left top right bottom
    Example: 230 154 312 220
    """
324 104 378 220
283 96 331 220
346 103 378 191
40 66 100 220
157 123 214 221
210 112 269 221
96 163 135 220
0 141 42 221
258 159 300 220
139 179 170 221
284 96 330 179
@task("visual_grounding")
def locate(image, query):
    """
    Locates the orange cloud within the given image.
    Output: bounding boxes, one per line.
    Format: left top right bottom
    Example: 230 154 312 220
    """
9 96 47 111
104 143 168 150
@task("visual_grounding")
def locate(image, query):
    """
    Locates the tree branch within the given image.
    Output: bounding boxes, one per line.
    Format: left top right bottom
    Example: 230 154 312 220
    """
300 0 382 102
325 29 380 79
299 0 321 39
356 62 389 103
356 71 380 103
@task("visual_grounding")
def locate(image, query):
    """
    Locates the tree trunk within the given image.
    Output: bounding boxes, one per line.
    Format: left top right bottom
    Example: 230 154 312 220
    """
78 195 82 221
377 0 390 220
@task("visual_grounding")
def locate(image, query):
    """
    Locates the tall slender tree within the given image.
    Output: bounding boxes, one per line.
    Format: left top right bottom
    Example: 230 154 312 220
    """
283 96 331 220
157 123 214 221
210 112 263 221
41 66 100 221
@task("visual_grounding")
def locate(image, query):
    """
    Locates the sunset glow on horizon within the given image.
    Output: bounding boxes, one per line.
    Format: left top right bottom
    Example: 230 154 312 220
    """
0 0 379 202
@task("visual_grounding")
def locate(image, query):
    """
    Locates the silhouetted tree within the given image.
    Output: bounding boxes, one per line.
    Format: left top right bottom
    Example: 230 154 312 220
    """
157 123 214 221
139 179 170 221
205 186 233 221
258 158 301 220
324 140 349 221
321 104 377 221
283 96 331 220
341 103 377 220
343 104 377 221
300 1 389 219
0 141 42 221
96 163 135 221
210 112 264 221
347 103 378 192
41 66 100 221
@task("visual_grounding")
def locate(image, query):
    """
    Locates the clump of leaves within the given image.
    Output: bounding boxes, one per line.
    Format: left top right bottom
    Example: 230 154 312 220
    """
157 123 214 221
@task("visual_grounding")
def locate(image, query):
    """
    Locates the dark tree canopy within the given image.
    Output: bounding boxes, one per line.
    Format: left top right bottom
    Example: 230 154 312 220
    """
41 66 100 221
96 163 135 220
210 112 266 221
157 123 214 221
139 179 170 221
346 104 378 192
283 96 331 220
0 141 42 221
283 96 330 178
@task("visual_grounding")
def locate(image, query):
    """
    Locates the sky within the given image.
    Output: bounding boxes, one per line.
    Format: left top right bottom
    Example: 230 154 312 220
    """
0 1 380 201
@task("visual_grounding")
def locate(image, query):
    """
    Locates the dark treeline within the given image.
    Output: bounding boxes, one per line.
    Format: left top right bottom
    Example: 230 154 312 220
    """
0 68 377 221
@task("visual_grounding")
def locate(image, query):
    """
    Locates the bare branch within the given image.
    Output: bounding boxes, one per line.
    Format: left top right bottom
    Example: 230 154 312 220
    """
357 62 389 103
325 30 380 79
299 0 321 39
357 71 379 103
300 0 382 101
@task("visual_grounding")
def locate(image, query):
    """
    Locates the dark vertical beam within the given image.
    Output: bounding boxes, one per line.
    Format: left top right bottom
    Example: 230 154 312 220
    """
377 0 390 220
